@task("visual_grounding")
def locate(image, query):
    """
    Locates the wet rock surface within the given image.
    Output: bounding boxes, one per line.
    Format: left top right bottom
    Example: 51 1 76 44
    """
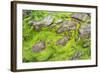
32 41 46 52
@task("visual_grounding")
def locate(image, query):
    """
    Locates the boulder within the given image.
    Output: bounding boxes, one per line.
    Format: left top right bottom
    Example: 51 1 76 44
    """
32 41 46 52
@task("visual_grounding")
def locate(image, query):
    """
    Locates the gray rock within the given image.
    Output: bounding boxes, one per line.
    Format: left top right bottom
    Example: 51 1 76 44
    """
62 20 68 26
23 10 32 18
56 26 67 34
66 21 77 30
71 51 84 60
29 15 54 31
83 42 90 48
32 41 46 52
34 25 41 31
82 39 90 48
56 20 77 33
55 19 63 24
79 24 91 38
43 15 54 26
71 13 90 22
56 36 69 46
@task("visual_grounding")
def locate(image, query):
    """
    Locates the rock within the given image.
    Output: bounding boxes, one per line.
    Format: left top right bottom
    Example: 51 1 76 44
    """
56 20 77 33
43 15 54 26
34 25 41 31
32 41 46 52
79 24 91 38
56 26 67 34
29 15 54 31
71 51 84 60
66 21 77 30
71 13 90 22
55 19 63 24
83 42 90 48
56 20 68 33
56 36 69 46
62 20 68 26
82 39 90 48
23 10 32 18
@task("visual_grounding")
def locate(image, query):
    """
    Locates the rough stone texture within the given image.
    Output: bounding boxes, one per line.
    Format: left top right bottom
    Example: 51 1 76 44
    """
23 10 32 18
83 42 90 48
71 13 90 22
43 15 54 26
56 20 77 33
32 41 46 52
29 15 54 31
79 24 91 38
55 19 63 24
56 36 69 46
66 21 77 30
71 51 84 60
56 26 67 34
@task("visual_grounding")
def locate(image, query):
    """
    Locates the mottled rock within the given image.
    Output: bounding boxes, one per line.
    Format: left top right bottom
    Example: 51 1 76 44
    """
23 10 32 18
56 36 69 46
83 42 90 48
56 20 77 33
71 13 90 22
55 19 63 24
71 51 84 60
56 26 67 34
62 20 68 26
66 21 77 30
34 25 41 31
32 41 46 52
29 15 54 31
79 24 91 38
43 15 54 26
82 39 90 48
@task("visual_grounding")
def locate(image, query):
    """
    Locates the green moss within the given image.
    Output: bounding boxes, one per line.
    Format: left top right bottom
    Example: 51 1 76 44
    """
22 10 91 62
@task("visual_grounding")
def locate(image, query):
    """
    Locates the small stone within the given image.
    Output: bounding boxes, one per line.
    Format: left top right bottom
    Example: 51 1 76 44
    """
56 36 69 46
32 41 46 52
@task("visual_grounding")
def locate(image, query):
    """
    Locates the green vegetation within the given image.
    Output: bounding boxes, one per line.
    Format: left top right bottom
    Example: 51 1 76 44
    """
22 10 91 62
